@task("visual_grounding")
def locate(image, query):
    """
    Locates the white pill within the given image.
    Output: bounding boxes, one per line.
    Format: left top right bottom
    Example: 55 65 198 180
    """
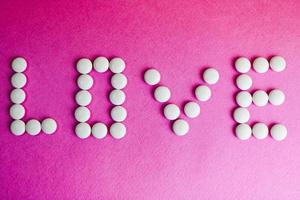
111 106 127 122
110 122 126 139
10 120 25 136
10 88 26 104
11 57 27 72
11 73 27 88
154 86 171 103
77 74 94 90
235 124 252 140
109 57 126 73
203 68 219 85
109 89 126 105
172 119 189 136
269 89 285 106
236 91 252 107
144 69 161 85
26 119 41 136
74 106 91 122
75 90 92 106
184 101 200 118
252 122 268 140
270 124 287 141
10 104 25 119
93 56 109 73
235 57 251 73
75 122 91 139
252 90 268 107
41 118 57 134
236 74 252 90
233 107 250 123
253 57 269 73
195 85 211 101
270 56 286 72
92 122 108 139
76 58 92 74
111 73 128 89
163 104 180 120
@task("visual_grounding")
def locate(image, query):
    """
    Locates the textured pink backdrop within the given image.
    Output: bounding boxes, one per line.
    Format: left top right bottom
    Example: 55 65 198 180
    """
1 0 300 199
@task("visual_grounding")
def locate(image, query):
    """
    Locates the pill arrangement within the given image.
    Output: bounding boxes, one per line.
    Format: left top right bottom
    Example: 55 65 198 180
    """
75 57 127 139
144 67 219 136
234 56 287 141
10 57 57 136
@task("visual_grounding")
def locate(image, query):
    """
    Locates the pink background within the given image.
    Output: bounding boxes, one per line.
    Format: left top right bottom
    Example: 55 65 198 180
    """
1 0 300 199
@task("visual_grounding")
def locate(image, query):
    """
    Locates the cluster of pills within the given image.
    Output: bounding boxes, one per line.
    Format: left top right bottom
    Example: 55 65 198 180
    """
234 56 287 141
144 67 219 136
10 57 57 136
75 57 127 139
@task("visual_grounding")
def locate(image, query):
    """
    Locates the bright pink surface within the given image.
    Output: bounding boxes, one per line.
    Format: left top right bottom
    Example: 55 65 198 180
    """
1 0 300 199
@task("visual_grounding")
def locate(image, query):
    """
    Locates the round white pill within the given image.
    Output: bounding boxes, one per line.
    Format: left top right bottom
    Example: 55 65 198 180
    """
252 90 268 107
75 90 92 106
77 74 94 90
270 124 287 141
10 88 26 104
252 122 268 140
10 104 25 119
75 122 91 139
195 85 211 101
111 73 128 89
163 104 180 120
109 57 126 73
11 73 27 88
235 123 252 140
74 106 91 122
235 57 251 73
203 68 219 85
76 58 92 74
233 107 250 123
270 56 286 72
144 69 161 85
111 106 127 122
172 119 189 136
26 119 41 136
93 56 109 73
236 74 252 90
236 91 252 107
253 57 269 73
11 57 27 72
110 122 126 139
41 118 57 134
92 122 108 139
109 89 126 105
10 120 25 136
269 89 285 106
184 101 200 118
154 86 171 103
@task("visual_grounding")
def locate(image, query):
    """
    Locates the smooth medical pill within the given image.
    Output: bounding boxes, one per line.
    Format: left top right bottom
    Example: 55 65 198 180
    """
11 73 27 88
10 104 25 119
235 57 251 73
111 73 128 89
75 122 91 139
111 106 127 122
92 122 108 139
75 90 92 106
235 123 252 140
77 74 94 90
252 122 268 140
109 57 126 73
236 91 252 107
110 122 126 139
10 120 25 136
236 74 252 90
42 118 57 134
109 89 126 105
154 86 171 103
253 57 269 73
144 69 161 85
195 85 211 101
163 104 180 120
74 106 91 122
11 57 27 72
184 101 200 118
270 56 286 72
172 119 189 136
252 90 268 107
76 58 92 74
233 107 250 123
93 56 109 73
203 68 219 85
26 119 41 136
270 124 287 141
269 89 285 106
10 88 26 104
